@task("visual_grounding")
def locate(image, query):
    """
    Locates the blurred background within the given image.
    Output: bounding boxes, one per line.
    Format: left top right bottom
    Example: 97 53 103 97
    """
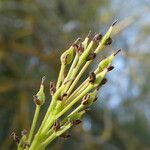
0 0 150 150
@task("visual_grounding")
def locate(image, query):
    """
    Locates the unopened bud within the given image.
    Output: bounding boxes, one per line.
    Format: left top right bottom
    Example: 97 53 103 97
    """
107 66 114 72
72 119 82 125
86 52 96 61
93 33 102 42
105 37 112 45
82 94 90 105
49 81 56 95
35 76 46 105
53 120 60 132
89 72 96 83
61 46 74 65
10 132 20 143
21 129 27 136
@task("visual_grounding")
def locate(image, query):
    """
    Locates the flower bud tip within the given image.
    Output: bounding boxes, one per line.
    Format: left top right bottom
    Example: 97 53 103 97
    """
111 19 118 26
114 49 121 56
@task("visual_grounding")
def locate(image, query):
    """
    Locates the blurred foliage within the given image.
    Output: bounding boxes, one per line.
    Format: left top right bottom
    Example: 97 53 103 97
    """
0 0 150 150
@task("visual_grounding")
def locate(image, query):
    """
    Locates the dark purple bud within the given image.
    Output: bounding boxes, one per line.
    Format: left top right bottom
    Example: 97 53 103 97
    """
105 37 112 45
74 43 84 54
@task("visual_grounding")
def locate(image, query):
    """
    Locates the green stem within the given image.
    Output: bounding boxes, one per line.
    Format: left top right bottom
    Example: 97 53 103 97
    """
28 105 40 144
56 64 65 90
56 84 93 119
42 123 71 147
64 54 79 83
67 61 91 95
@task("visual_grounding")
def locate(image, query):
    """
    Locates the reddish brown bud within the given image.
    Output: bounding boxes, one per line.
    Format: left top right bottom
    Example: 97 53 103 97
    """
89 72 96 83
97 78 107 90
50 81 56 95
72 119 82 125
82 94 90 105
86 52 96 61
72 38 81 47
59 93 68 101
10 132 20 143
33 95 41 105
74 43 84 54
93 33 102 42
53 120 60 132
21 129 27 136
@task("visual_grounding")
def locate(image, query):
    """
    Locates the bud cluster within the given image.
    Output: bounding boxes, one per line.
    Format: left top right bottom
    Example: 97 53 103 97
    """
12 21 121 150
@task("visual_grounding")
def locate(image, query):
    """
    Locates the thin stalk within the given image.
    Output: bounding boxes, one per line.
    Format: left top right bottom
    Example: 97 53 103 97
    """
56 64 65 89
56 84 93 119
67 61 91 95
64 54 79 83
28 105 40 143
42 123 71 147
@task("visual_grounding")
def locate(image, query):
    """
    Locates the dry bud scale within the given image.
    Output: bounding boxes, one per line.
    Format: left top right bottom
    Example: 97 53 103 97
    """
11 21 121 150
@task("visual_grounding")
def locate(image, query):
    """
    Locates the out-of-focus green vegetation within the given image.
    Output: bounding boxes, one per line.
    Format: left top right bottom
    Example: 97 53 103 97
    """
0 0 150 150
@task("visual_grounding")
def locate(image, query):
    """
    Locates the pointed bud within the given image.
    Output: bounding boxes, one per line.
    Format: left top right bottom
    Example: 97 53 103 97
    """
72 38 81 47
61 46 74 65
82 31 91 49
97 53 115 72
111 19 118 26
113 49 121 56
35 76 46 105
